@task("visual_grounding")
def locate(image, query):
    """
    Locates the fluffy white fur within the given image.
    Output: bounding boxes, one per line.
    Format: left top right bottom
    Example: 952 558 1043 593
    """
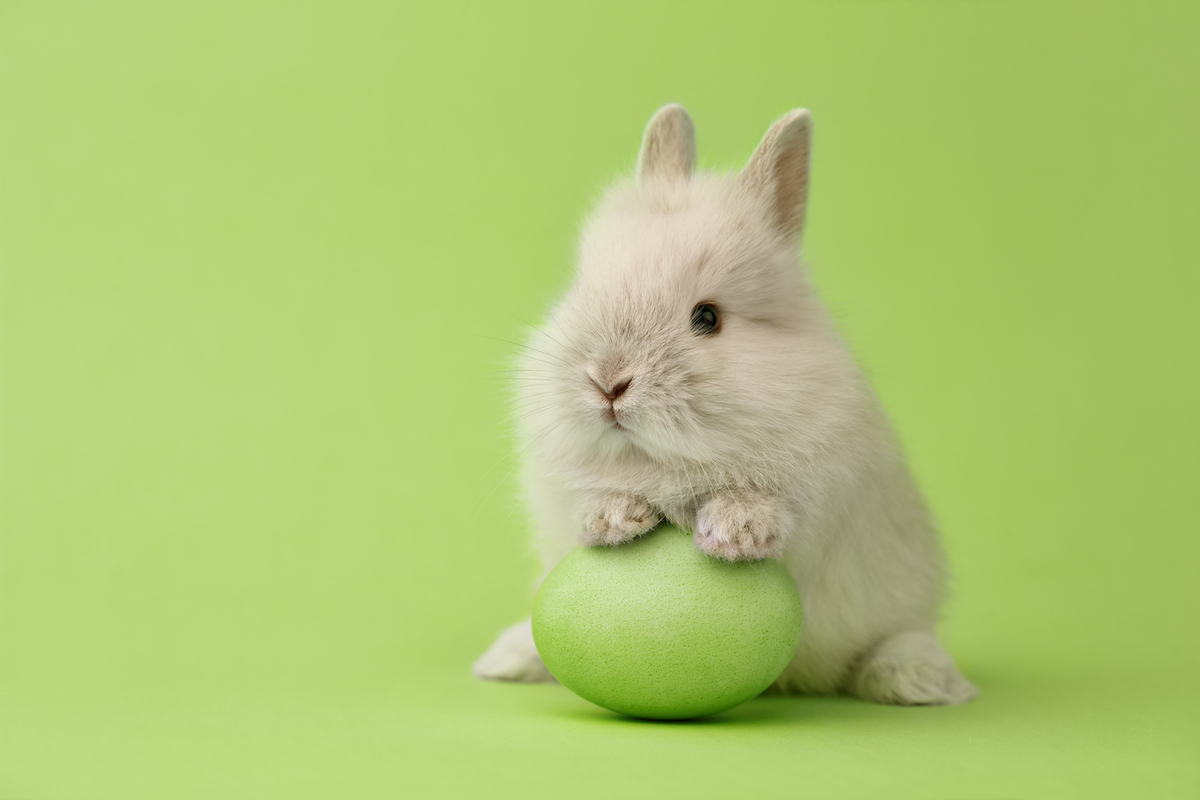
474 104 977 705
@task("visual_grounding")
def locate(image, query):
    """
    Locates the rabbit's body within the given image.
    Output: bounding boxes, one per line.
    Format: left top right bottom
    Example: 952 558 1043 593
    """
474 106 976 705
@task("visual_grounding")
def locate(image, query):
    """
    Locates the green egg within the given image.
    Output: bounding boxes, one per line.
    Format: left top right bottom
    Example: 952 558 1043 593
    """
532 524 803 720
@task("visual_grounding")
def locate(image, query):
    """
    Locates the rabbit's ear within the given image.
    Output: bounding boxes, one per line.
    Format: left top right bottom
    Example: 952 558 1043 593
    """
637 104 695 182
741 109 813 240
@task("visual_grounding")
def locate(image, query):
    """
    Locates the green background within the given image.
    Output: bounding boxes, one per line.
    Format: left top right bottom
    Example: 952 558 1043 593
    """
1 2 1196 798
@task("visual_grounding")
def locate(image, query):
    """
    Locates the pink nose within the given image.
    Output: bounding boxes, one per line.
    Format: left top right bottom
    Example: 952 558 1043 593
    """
605 378 631 401
594 377 631 402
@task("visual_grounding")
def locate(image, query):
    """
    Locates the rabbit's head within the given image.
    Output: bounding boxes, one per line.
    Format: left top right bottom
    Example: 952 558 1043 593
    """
523 104 843 474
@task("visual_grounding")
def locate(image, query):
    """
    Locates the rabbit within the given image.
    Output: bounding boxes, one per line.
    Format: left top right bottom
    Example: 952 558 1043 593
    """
473 104 978 705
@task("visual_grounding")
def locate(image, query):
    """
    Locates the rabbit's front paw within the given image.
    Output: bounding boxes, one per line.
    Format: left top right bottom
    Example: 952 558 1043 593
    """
695 490 784 561
581 492 661 546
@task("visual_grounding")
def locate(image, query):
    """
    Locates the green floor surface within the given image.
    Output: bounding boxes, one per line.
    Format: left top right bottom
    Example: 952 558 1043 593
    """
4 665 1198 799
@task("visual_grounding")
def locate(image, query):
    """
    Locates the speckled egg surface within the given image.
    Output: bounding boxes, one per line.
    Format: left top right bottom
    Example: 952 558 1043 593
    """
532 525 803 720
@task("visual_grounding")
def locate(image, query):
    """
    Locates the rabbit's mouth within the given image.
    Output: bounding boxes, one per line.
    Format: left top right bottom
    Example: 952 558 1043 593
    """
602 406 629 432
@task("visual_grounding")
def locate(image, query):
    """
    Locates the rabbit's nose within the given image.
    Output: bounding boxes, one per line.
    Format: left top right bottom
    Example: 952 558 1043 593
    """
606 378 632 401
590 375 632 402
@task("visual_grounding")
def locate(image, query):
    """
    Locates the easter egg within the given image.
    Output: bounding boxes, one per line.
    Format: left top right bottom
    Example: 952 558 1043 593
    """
532 524 802 719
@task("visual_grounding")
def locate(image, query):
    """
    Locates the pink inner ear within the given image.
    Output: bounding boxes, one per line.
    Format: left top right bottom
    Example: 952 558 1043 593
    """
739 110 813 238
771 131 811 237
638 105 696 182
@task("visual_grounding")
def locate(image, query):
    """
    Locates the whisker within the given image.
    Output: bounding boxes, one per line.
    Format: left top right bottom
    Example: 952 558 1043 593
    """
473 334 573 369
511 313 575 357
473 451 513 491
473 465 516 520
546 308 586 353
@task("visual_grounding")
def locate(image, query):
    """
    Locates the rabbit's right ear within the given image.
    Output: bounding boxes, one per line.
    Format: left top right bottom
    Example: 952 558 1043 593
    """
637 104 695 183
740 109 813 240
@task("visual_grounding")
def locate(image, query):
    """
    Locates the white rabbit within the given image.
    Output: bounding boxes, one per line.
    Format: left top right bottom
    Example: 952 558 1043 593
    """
473 104 977 705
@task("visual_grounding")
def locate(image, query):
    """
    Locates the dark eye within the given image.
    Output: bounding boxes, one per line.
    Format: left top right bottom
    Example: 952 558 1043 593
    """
690 302 721 336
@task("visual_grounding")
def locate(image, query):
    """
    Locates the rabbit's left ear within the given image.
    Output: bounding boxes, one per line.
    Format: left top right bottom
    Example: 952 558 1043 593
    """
740 109 813 240
637 104 695 182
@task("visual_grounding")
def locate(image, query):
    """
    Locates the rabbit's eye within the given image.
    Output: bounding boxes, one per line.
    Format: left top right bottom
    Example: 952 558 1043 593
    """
690 303 721 336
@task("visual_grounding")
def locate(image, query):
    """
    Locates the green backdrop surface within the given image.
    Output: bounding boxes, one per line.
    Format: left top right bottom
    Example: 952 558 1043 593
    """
1 2 1197 798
